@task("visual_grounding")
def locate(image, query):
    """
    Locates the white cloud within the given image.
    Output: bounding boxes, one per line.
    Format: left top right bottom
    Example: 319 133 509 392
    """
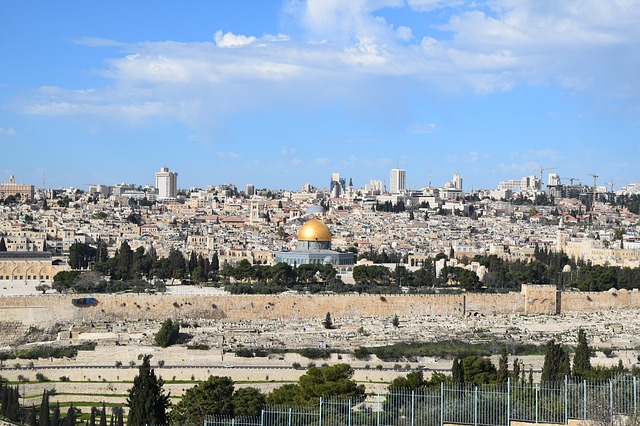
408 123 436 134
19 0 640 130
214 30 257 48
281 146 297 156
0 128 16 136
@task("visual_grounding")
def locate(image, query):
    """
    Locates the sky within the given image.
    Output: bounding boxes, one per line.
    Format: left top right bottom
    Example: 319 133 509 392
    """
1 0 640 192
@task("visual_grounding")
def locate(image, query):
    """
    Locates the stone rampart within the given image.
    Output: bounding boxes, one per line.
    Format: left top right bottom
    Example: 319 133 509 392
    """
465 293 524 315
561 289 640 312
0 293 466 326
0 286 640 328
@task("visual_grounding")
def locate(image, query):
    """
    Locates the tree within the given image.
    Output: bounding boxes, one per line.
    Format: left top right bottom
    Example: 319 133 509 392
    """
391 314 400 328
99 403 107 426
68 242 97 270
496 348 509 385
63 405 76 426
51 404 60 426
541 339 570 382
170 376 234 425
296 364 365 406
573 329 592 378
232 387 266 417
388 370 426 390
322 312 334 329
126 355 170 426
27 406 37 426
265 384 300 406
0 238 6 251
154 318 179 348
451 358 464 383
461 356 497 385
39 391 50 426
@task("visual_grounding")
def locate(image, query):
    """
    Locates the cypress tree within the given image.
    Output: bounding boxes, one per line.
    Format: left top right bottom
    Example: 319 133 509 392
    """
541 339 571 382
572 329 591 378
126 355 170 426
496 348 509 385
52 404 60 426
512 358 521 383
0 383 7 417
64 405 76 426
89 406 96 426
116 408 124 426
452 358 464 383
27 405 37 426
0 238 6 251
99 403 107 426
39 391 50 426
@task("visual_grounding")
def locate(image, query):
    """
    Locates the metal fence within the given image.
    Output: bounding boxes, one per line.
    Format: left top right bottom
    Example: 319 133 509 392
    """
204 377 640 426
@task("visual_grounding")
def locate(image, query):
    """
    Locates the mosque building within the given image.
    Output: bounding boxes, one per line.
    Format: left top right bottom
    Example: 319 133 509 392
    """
275 214 356 269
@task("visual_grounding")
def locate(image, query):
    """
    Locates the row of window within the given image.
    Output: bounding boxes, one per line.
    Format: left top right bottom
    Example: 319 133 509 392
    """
1 275 50 280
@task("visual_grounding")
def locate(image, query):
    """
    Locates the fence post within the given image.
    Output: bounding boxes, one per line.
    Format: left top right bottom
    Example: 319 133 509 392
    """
377 391 381 426
507 377 511 426
610 379 614 418
232 418 235 426
440 382 444 426
411 391 415 426
635 376 638 414
319 397 323 426
582 379 586 420
474 386 478 426
261 409 265 426
288 407 292 426
535 384 539 424
564 376 568 424
348 399 352 426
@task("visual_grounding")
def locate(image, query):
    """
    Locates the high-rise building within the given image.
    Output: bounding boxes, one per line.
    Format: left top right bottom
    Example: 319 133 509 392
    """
389 168 406 194
155 167 178 200
330 173 346 198
452 173 463 191
245 183 255 197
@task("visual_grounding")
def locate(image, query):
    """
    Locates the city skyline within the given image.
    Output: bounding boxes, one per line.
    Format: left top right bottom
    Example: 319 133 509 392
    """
2 1 640 191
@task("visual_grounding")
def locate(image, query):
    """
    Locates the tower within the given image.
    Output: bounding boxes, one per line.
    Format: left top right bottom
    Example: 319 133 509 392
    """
155 167 178 200
389 168 406 194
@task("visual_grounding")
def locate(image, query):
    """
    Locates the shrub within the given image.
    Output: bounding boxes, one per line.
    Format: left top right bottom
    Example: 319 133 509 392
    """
17 375 28 382
154 318 180 348
297 348 331 360
35 372 49 382
59 376 70 382
292 362 301 369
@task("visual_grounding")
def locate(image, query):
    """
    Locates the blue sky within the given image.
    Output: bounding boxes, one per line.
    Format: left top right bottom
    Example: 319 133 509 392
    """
1 0 640 192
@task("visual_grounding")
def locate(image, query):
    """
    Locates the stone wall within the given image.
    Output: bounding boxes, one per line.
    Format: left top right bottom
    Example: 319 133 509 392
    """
561 289 640 312
0 286 640 329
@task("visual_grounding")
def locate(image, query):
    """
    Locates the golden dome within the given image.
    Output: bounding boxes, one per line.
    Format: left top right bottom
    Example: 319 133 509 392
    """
297 218 332 242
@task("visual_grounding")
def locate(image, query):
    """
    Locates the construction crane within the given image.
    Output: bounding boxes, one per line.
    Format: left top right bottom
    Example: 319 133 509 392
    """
535 166 557 189
564 177 580 185
587 173 599 204
607 180 631 193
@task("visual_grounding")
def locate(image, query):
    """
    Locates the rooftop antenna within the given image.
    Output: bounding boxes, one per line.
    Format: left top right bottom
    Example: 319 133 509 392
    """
429 170 432 188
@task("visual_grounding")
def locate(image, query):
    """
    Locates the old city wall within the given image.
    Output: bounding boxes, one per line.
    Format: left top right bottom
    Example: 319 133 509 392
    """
0 293 466 326
561 289 640 312
0 286 640 328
